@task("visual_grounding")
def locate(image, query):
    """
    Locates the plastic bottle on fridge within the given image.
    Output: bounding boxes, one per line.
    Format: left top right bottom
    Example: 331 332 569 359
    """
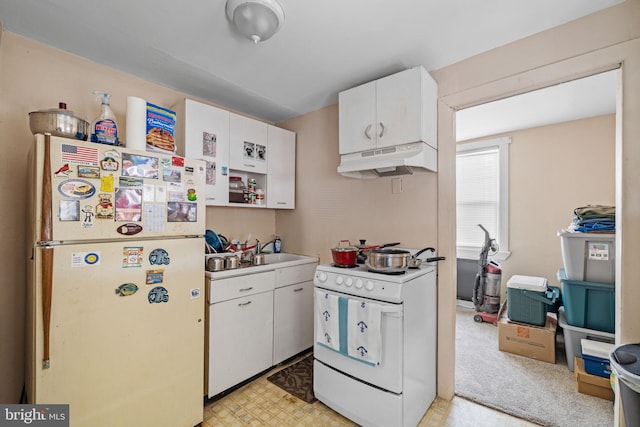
90 91 119 146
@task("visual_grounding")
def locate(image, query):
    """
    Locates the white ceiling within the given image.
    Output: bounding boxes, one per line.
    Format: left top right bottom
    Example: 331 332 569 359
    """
0 0 623 126
456 69 619 141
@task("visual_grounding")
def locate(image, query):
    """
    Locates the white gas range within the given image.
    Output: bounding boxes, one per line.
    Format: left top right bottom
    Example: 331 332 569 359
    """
313 255 437 427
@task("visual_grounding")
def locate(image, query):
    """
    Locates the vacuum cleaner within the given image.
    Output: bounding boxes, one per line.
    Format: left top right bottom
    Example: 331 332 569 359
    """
472 224 502 324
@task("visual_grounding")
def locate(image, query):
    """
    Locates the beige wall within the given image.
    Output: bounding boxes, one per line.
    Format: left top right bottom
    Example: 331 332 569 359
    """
433 2 640 424
461 114 616 287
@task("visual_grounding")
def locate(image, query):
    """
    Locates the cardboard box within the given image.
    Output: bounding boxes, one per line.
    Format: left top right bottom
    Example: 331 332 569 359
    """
498 304 557 363
574 357 614 401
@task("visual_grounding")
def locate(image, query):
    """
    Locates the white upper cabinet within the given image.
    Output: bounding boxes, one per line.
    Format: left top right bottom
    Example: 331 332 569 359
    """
339 66 437 155
176 100 296 209
229 113 268 174
174 99 230 205
267 125 295 209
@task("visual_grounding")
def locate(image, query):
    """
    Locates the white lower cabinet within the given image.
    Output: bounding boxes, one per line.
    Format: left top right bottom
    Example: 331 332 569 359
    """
273 281 314 365
207 261 317 397
208 273 274 397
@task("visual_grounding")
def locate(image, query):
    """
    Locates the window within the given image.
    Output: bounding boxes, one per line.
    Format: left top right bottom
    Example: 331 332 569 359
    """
456 136 510 260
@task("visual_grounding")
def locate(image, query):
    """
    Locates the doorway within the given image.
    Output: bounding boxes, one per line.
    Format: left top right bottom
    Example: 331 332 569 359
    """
452 70 618 424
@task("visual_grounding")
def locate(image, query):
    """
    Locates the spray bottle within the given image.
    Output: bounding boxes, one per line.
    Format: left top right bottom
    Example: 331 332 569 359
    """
90 91 119 146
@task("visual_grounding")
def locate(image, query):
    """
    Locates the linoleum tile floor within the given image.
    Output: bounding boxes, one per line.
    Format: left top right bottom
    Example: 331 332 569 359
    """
204 354 539 427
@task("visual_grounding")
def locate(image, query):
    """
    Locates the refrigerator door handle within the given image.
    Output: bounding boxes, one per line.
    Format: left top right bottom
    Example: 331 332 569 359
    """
42 247 54 369
41 134 53 242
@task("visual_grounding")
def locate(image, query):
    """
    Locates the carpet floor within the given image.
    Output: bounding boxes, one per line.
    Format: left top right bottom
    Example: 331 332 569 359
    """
455 305 613 427
267 353 317 404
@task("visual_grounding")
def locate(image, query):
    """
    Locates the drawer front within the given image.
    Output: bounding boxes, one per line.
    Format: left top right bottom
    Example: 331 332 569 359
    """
275 263 317 288
209 271 275 303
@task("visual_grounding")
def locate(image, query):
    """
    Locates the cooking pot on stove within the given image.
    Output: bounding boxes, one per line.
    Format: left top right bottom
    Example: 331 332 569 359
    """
365 249 411 273
356 240 401 264
331 240 358 267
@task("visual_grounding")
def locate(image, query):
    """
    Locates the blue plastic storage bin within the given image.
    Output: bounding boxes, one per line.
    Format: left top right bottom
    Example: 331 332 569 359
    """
557 268 615 333
581 338 614 378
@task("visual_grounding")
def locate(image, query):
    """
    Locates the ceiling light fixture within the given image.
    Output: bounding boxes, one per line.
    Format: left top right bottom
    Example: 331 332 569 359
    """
226 0 285 44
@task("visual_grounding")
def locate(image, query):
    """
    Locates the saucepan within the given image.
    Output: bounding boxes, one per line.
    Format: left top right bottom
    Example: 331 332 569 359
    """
365 248 412 273
408 247 446 268
365 246 446 273
331 240 359 267
356 241 401 264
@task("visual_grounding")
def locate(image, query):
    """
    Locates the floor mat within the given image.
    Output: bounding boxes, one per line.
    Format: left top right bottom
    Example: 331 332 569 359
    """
267 354 317 404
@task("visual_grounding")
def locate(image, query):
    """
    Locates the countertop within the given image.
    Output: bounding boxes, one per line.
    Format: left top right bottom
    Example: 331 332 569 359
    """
205 253 319 280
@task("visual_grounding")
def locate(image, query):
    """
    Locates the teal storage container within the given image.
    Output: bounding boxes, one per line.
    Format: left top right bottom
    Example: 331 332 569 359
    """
557 268 615 333
507 275 557 326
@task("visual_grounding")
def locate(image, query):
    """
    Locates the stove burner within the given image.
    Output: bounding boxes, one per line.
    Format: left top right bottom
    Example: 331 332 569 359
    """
332 263 358 268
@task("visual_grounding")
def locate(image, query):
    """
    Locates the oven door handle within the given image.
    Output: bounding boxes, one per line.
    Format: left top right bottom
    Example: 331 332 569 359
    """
381 305 403 316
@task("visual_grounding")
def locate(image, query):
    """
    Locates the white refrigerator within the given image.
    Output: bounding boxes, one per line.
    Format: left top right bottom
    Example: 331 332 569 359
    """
25 134 206 427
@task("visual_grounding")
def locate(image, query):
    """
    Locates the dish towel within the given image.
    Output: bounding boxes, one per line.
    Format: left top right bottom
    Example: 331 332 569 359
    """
315 290 340 351
347 298 383 366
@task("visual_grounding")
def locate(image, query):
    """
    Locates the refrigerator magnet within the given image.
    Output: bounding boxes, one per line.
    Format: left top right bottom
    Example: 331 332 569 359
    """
100 156 119 172
190 288 201 300
58 179 96 199
187 188 197 201
148 286 169 304
162 168 181 182
121 153 159 179
95 194 114 220
59 200 80 221
146 269 164 284
171 156 185 167
122 247 143 268
100 174 115 193
167 202 197 222
77 165 100 179
71 252 100 267
54 163 72 178
115 283 139 297
116 223 142 235
81 205 95 228
149 248 170 265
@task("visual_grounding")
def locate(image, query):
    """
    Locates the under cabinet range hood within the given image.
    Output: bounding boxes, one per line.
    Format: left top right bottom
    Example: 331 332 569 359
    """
337 141 437 179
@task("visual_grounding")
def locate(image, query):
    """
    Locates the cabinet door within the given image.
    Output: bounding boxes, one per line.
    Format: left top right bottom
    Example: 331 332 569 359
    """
208 290 274 397
229 113 268 174
273 281 314 365
376 67 423 149
181 99 230 205
338 80 377 154
266 126 295 209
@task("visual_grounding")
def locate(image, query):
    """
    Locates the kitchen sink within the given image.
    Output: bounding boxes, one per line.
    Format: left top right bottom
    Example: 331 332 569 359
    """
263 253 310 263
205 252 318 278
